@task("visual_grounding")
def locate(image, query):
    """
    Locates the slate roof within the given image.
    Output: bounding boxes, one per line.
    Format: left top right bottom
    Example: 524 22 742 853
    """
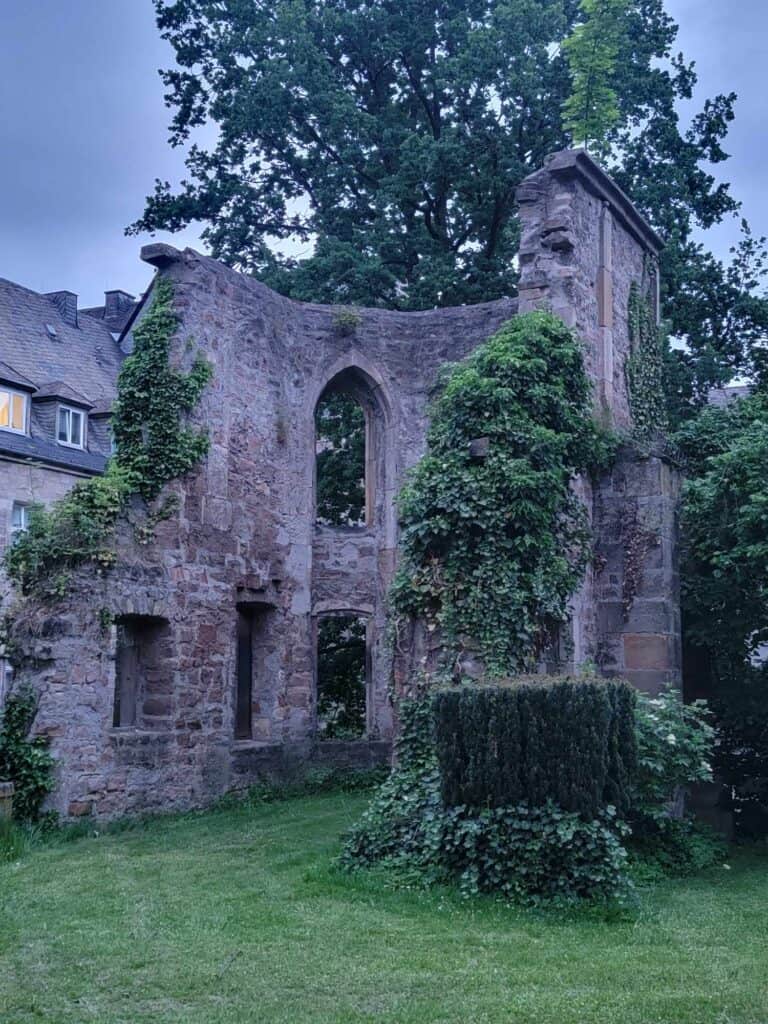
33 380 94 408
0 360 36 391
0 431 106 474
0 276 124 474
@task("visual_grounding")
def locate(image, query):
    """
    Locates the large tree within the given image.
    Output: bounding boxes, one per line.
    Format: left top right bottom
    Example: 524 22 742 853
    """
131 0 767 408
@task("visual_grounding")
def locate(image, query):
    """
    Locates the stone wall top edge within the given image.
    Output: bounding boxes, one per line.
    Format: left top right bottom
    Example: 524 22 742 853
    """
535 149 663 256
518 149 667 258
140 244 519 330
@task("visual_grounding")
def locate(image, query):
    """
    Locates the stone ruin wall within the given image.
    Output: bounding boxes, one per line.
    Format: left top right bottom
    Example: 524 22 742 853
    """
8 151 681 819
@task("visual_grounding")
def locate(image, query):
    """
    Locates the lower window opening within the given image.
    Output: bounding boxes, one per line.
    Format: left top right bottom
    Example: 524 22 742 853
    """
235 606 255 739
113 615 169 729
234 603 275 741
316 615 368 741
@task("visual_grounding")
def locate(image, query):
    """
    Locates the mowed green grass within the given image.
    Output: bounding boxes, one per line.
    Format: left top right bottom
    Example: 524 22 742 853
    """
1 792 766 1024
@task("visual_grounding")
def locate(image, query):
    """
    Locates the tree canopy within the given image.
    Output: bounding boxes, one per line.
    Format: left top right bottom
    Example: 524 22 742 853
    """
132 0 768 408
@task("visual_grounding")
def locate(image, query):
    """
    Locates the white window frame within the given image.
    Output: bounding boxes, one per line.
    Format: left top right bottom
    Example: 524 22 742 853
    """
10 502 29 541
0 388 28 435
56 404 86 449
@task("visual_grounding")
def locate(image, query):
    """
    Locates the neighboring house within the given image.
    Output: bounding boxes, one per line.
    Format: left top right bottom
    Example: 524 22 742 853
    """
0 279 136 702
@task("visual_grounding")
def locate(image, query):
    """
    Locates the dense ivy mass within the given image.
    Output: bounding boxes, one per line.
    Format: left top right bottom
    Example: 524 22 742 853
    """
111 277 212 502
390 311 613 675
4 279 212 597
626 279 668 447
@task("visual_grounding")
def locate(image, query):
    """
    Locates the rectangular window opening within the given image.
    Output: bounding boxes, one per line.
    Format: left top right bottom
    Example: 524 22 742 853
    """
235 607 254 739
113 615 169 729
234 604 275 741
0 659 12 709
316 614 369 741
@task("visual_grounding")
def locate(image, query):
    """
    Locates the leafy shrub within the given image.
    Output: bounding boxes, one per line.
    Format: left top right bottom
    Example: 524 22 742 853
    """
344 684 723 902
437 801 630 903
627 689 722 872
632 689 714 820
434 679 636 817
627 815 726 879
0 817 26 863
390 311 615 675
0 688 55 822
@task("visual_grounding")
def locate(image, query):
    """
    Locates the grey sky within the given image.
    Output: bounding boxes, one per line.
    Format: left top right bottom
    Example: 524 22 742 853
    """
1 0 765 308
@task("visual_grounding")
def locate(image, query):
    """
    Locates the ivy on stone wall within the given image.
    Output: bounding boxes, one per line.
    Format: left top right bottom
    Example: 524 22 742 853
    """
626 279 667 448
111 277 212 501
4 278 212 597
390 311 615 677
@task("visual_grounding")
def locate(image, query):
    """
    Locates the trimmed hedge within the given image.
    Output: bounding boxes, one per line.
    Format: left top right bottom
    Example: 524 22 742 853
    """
434 679 637 818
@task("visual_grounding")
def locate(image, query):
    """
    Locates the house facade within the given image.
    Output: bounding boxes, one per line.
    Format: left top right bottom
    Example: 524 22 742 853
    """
7 151 682 820
0 280 136 701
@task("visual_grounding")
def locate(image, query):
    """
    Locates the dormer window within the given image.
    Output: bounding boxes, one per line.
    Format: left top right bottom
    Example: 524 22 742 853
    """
0 388 28 434
57 405 85 448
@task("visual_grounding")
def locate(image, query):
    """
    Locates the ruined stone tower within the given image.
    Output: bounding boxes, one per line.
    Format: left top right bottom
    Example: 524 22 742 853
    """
9 151 680 819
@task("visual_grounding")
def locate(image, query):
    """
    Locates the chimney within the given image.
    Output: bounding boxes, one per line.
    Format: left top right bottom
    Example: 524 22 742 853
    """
104 289 135 320
44 290 78 327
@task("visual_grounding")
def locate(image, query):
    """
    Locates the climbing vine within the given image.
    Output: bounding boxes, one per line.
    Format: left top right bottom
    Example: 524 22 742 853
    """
0 687 55 821
626 278 667 448
111 277 212 501
4 278 212 598
390 311 615 676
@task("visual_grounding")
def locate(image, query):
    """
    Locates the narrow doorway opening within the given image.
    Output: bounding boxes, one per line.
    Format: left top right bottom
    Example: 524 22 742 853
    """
316 614 369 740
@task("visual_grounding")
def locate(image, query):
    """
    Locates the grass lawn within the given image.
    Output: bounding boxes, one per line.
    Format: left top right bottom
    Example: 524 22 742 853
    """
1 790 766 1024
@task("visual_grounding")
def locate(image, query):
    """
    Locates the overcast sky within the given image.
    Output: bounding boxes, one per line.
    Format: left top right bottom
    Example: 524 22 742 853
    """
1 0 766 308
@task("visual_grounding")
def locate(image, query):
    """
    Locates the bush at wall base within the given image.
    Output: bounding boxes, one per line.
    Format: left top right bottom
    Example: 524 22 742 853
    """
341 761 631 904
341 679 721 904
341 680 637 904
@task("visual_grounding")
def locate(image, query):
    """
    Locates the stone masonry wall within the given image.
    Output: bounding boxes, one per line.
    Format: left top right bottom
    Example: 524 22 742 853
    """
8 150 681 819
